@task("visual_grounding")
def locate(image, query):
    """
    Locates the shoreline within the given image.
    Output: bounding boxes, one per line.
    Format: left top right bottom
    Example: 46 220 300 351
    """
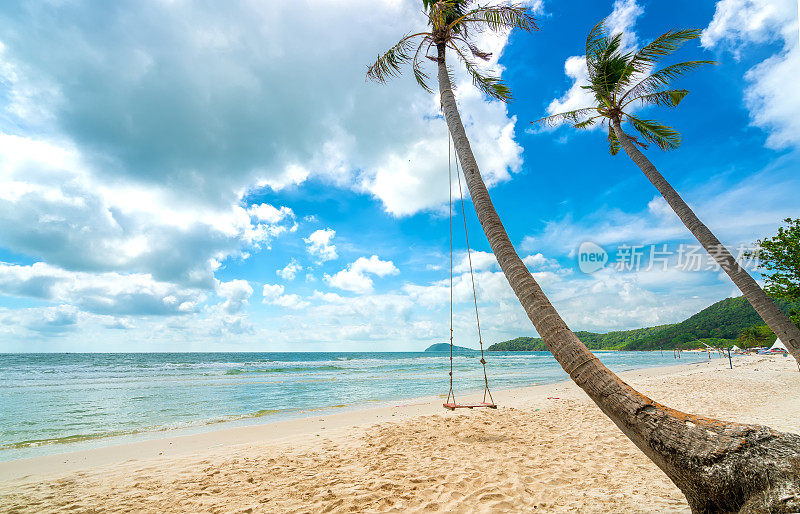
0 357 717 483
1 354 797 512
0 350 711 465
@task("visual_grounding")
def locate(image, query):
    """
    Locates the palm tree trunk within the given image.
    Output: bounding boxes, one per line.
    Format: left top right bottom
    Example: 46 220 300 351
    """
611 118 800 364
436 43 800 513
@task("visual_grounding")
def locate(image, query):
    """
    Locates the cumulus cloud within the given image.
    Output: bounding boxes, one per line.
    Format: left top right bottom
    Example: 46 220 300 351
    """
247 203 294 224
453 251 498 274
262 283 309 310
702 0 800 149
0 133 296 289
324 255 399 294
0 0 526 217
277 259 303 281
525 160 800 258
0 262 204 316
216 279 253 314
304 228 338 263
0 305 79 336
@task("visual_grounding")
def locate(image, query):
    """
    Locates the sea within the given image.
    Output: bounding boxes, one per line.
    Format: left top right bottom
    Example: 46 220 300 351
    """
0 350 717 462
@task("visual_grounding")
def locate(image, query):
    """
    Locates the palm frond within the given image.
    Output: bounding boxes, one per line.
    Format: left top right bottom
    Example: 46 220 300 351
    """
574 116 601 129
411 37 435 93
623 89 689 109
427 0 472 35
535 107 598 127
452 4 538 34
585 21 608 66
627 115 682 151
451 44 511 101
589 35 631 102
628 29 702 71
620 60 716 102
366 33 427 83
464 40 492 61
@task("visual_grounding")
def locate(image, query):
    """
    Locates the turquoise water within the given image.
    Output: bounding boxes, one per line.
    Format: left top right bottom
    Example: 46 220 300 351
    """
0 351 715 461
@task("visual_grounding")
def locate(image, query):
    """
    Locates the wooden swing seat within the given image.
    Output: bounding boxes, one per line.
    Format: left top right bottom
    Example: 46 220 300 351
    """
443 402 497 410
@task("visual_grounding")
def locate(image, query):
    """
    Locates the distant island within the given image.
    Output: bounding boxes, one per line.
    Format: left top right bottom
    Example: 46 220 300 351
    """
488 296 796 352
424 343 479 353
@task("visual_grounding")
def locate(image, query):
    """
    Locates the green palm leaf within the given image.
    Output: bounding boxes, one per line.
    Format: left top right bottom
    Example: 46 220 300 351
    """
366 34 426 84
585 21 608 67
455 48 512 101
626 29 703 72
574 116 601 129
621 60 715 102
624 89 689 109
627 115 681 151
366 0 535 104
453 5 538 34
541 22 711 155
535 107 598 127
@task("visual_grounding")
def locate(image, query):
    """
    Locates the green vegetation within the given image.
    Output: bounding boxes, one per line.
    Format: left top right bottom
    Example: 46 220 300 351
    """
424 343 478 353
489 296 797 351
748 218 800 327
489 326 672 352
736 324 776 349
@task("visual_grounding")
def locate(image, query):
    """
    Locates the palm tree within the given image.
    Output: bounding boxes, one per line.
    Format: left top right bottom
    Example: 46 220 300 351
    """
538 21 800 365
368 2 800 511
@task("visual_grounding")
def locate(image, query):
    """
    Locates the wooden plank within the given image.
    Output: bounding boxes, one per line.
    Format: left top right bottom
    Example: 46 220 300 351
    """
442 403 497 410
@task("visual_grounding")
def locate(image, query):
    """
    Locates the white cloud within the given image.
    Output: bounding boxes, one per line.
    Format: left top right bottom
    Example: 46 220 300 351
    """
0 0 526 219
605 0 644 50
216 279 253 314
5 305 79 336
0 262 204 316
743 46 800 149
324 255 399 294
702 0 800 149
247 203 294 224
523 161 800 269
701 0 797 48
262 283 309 310
0 0 538 347
545 56 594 126
522 253 563 272
453 251 498 274
276 259 303 281
0 133 297 289
304 228 338 263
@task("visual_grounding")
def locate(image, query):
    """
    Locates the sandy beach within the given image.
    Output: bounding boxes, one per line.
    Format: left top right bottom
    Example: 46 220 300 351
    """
1 354 797 513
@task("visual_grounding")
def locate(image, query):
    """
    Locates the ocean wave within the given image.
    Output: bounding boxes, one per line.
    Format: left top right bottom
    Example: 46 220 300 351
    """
224 365 342 375
0 408 286 451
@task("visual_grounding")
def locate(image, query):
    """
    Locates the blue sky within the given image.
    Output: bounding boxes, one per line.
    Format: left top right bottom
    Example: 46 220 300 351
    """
0 0 797 351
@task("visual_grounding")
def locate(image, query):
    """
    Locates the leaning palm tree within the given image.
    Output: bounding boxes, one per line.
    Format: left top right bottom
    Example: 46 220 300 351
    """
537 21 800 365
368 2 800 511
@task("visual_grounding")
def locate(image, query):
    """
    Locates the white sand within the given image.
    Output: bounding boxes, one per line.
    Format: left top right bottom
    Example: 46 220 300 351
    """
1 354 798 513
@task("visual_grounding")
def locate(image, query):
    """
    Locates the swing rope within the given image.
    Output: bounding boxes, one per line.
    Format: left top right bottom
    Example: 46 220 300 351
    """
446 130 456 406
444 125 496 410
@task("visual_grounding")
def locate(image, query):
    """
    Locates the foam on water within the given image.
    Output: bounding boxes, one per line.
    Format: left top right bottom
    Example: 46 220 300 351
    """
0 351 715 461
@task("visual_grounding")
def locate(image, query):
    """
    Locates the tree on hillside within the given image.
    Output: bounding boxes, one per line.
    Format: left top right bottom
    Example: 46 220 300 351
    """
749 218 800 326
368 3 800 510
737 324 776 349
536 21 800 365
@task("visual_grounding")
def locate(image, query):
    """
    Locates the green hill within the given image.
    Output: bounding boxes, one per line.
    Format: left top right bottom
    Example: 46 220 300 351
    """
488 326 673 352
624 296 791 350
424 343 478 353
488 296 796 352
